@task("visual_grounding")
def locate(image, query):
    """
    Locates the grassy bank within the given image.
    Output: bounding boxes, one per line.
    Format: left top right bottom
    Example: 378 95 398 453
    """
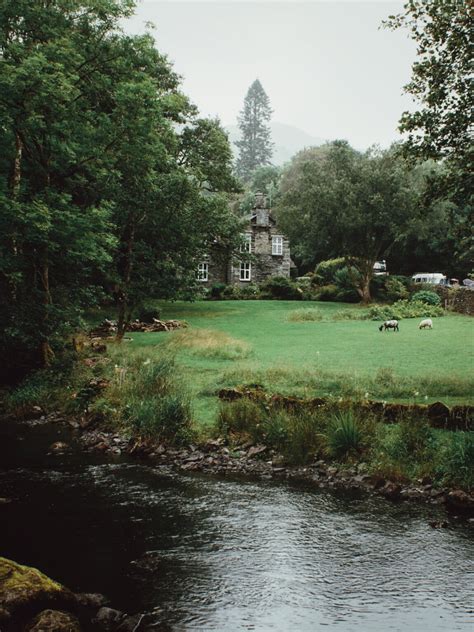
122 300 473 425
4 299 473 491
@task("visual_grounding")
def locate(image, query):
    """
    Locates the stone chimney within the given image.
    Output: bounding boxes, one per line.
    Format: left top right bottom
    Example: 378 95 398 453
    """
254 192 269 226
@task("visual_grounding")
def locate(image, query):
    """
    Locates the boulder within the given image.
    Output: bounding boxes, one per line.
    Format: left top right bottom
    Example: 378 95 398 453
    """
380 482 402 501
0 557 74 621
93 606 124 631
445 490 474 516
25 609 81 632
74 593 108 609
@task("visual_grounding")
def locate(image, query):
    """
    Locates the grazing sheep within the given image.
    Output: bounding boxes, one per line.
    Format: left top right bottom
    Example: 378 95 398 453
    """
419 318 433 330
379 319 399 332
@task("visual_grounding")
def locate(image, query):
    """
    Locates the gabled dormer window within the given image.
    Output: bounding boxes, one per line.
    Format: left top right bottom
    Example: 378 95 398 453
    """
272 236 283 255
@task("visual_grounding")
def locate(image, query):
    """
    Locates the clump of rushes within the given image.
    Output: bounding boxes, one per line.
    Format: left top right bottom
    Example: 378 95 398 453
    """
217 398 266 442
325 410 366 459
435 432 474 489
90 348 193 445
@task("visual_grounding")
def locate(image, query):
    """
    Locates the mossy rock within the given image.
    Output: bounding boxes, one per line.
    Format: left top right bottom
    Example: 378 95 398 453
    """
0 557 74 620
26 609 81 631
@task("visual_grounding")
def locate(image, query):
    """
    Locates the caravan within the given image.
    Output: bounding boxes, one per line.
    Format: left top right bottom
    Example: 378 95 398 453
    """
411 273 448 286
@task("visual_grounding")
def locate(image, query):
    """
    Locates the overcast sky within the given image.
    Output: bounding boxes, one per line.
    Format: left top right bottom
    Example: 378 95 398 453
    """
124 1 418 149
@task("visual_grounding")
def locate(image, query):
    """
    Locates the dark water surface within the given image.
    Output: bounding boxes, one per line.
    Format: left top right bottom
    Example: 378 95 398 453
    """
0 420 473 631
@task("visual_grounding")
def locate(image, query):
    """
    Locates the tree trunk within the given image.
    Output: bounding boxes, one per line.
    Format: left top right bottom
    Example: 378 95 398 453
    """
38 253 54 367
116 219 135 341
359 276 372 304
10 131 23 198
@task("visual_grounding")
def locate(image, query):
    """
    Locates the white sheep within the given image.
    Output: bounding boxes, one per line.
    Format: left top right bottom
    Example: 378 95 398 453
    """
419 318 433 330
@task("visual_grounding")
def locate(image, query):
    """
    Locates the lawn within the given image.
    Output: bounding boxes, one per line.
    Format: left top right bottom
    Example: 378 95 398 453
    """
123 300 474 426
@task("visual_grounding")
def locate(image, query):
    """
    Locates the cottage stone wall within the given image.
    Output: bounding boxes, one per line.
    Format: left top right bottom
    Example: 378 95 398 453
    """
199 194 293 288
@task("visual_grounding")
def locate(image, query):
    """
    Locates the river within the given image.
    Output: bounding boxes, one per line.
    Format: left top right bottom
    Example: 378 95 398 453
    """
0 418 473 631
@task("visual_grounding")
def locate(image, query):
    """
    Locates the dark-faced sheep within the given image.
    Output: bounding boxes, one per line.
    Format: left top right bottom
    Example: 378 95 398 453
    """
379 320 399 332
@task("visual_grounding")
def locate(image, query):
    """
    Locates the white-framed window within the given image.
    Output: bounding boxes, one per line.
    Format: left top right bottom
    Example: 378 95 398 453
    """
240 233 252 253
197 262 208 282
272 235 283 255
240 262 251 281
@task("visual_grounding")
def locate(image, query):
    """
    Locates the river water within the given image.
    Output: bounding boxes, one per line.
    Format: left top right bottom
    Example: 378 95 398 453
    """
0 419 473 631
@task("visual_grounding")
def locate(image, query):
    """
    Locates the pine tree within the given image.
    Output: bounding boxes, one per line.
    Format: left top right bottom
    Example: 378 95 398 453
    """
235 79 273 181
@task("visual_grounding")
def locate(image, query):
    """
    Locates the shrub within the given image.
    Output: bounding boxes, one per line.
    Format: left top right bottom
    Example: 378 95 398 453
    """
367 299 443 320
209 283 227 299
136 302 161 323
239 283 259 299
313 258 346 285
314 284 339 301
333 266 361 302
259 276 302 300
325 410 365 459
222 285 238 299
385 277 410 302
411 290 441 306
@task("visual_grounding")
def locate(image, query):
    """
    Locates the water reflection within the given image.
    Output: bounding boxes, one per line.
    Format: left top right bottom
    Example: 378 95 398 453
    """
0 421 473 631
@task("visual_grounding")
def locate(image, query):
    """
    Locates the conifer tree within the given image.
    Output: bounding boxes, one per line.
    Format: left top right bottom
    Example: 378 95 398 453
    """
235 79 273 180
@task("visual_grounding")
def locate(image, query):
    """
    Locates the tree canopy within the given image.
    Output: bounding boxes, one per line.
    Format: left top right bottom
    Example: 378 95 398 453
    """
0 0 240 378
384 0 473 270
276 142 419 302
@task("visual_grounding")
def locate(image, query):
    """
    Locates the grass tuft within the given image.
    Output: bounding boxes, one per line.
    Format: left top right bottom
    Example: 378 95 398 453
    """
165 328 251 360
288 308 323 322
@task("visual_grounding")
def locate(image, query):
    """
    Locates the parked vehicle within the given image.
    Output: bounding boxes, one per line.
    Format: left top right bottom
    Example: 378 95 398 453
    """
411 273 448 285
373 260 388 276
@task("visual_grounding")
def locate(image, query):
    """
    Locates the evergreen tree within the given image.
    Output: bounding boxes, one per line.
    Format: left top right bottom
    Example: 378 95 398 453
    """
235 79 273 180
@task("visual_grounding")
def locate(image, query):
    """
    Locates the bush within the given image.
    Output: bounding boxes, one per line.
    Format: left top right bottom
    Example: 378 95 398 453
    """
239 283 260 299
384 277 410 302
209 283 227 300
411 290 441 306
313 258 347 285
259 276 302 300
367 299 444 320
136 302 161 323
314 284 339 301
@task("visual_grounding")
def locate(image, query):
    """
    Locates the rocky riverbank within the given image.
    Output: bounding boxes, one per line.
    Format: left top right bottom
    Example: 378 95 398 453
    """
9 408 474 520
54 413 472 520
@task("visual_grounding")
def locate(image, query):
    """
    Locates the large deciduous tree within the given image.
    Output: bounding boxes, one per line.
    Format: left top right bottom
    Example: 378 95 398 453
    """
0 0 240 377
384 0 473 270
276 142 419 303
235 79 273 181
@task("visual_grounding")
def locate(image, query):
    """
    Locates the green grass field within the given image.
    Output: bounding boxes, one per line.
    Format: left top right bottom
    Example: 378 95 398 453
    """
122 300 474 426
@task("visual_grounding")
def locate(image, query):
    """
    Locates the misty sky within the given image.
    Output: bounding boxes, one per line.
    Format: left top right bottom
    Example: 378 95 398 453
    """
124 1 418 149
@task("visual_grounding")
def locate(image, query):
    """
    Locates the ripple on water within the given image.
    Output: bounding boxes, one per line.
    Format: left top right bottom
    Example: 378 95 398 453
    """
0 460 473 631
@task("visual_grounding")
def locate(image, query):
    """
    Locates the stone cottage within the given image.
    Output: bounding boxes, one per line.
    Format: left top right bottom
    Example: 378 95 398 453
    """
197 192 294 287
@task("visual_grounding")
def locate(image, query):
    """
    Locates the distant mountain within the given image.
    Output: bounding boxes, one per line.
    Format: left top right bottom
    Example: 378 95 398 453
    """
225 121 326 166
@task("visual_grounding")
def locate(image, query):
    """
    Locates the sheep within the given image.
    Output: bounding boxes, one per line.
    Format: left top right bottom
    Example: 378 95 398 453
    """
419 318 433 330
379 319 399 332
